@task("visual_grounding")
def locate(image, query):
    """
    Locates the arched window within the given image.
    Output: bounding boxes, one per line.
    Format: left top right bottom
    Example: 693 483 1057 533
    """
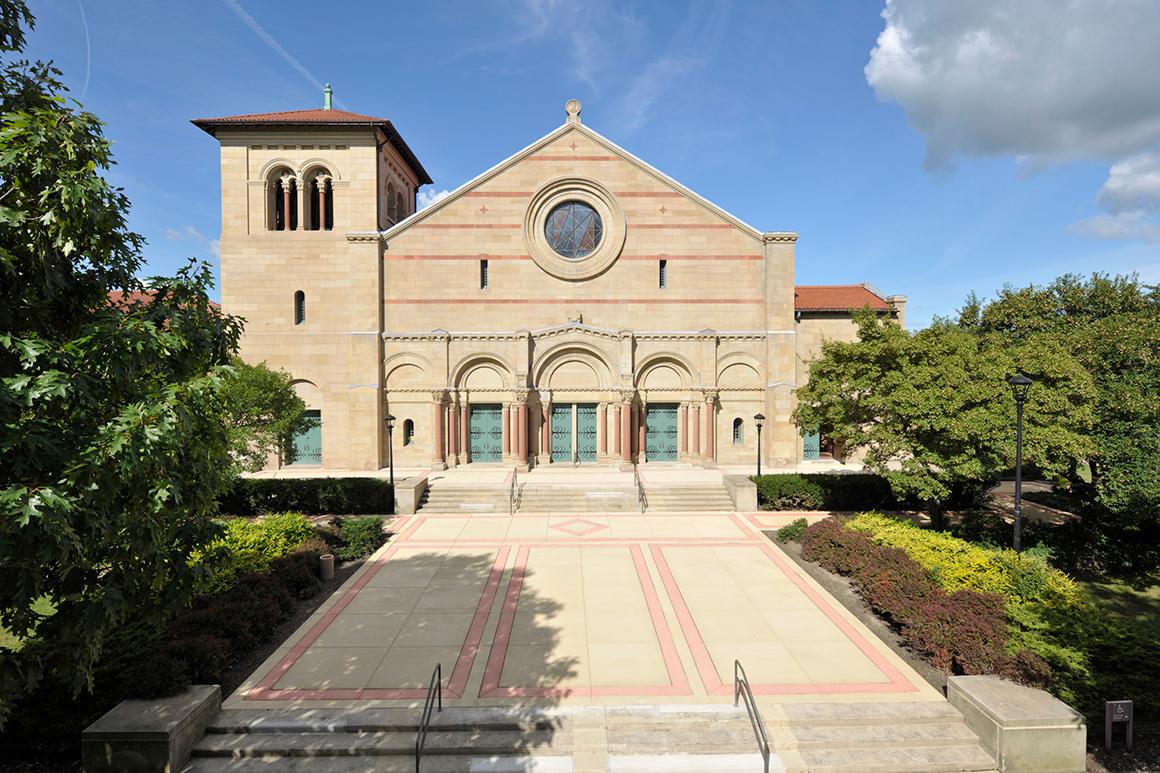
307 170 333 231
294 290 306 325
268 168 298 231
386 182 397 222
733 417 743 445
403 419 414 446
395 191 405 220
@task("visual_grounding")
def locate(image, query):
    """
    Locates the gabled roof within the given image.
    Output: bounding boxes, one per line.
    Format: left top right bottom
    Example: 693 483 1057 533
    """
192 108 432 185
108 290 220 309
377 112 793 243
795 284 892 312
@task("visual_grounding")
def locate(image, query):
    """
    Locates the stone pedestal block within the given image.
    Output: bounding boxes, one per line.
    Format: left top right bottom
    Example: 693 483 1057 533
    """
947 675 1085 773
82 684 220 773
723 474 757 511
394 474 428 515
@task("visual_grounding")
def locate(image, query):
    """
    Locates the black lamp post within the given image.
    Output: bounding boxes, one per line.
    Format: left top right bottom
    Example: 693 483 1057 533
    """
384 414 396 512
754 413 766 477
1006 374 1033 552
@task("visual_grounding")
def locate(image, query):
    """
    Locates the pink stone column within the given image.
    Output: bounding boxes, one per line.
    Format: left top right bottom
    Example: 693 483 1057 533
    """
692 404 701 457
630 403 639 460
517 401 528 465
460 403 470 463
620 401 632 464
502 404 510 457
448 400 459 465
281 181 292 231
637 403 647 461
541 404 551 460
704 397 716 461
678 403 688 455
598 403 607 455
432 395 446 468
613 404 622 456
317 179 328 230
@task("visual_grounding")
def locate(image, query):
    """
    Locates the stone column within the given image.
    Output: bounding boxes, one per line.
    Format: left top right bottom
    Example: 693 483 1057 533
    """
538 391 552 464
620 393 633 468
431 390 447 470
637 398 648 463
502 403 511 458
280 174 294 231
630 401 639 461
448 394 459 467
703 391 717 466
678 403 688 457
613 403 622 456
460 401 470 464
692 403 701 459
597 403 607 457
516 393 529 469
316 174 329 231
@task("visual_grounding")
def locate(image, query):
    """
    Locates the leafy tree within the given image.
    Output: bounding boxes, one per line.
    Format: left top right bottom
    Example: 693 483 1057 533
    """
0 1 242 724
959 274 1160 520
219 358 310 473
794 311 1095 522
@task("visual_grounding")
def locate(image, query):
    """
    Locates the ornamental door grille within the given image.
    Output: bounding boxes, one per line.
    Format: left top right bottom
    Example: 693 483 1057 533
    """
576 404 598 462
645 404 678 461
469 404 503 462
551 404 573 463
802 429 821 461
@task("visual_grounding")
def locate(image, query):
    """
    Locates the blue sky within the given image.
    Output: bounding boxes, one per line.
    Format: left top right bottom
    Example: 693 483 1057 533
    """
23 0 1160 328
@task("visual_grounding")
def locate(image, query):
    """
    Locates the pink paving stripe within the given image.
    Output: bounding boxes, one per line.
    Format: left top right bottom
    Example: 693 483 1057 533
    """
480 546 528 696
404 539 758 548
650 543 917 696
245 522 507 701
479 545 691 698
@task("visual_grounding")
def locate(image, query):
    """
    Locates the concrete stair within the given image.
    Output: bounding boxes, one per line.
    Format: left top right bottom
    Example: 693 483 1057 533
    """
417 486 511 514
185 701 996 772
641 484 735 512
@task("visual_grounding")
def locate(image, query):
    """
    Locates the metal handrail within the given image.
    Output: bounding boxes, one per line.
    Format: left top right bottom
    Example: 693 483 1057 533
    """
633 463 647 513
735 660 770 773
509 466 518 516
414 662 442 772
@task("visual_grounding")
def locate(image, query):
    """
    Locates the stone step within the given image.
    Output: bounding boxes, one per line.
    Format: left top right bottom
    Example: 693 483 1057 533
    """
193 729 568 758
206 707 559 734
186 756 572 772
788 741 997 773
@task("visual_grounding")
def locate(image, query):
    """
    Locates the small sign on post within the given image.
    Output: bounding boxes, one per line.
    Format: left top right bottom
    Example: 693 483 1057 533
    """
1105 700 1133 752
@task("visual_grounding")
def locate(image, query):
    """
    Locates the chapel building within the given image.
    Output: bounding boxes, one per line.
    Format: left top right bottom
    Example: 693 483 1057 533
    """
194 96 905 473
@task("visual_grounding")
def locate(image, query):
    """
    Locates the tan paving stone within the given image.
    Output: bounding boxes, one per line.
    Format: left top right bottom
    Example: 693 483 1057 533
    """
368 645 461 689
312 612 409 648
588 643 670 685
500 645 589 688
393 611 475 646
276 646 386 690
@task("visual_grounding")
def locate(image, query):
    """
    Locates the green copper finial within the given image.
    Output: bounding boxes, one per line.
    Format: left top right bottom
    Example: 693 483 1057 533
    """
323 83 332 110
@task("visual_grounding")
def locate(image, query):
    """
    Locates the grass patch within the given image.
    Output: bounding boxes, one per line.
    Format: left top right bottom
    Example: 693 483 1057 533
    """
0 597 56 652
1081 581 1160 636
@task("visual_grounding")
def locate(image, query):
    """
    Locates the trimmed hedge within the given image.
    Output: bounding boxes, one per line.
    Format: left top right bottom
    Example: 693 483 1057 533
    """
800 517 1048 680
752 473 898 511
219 477 394 516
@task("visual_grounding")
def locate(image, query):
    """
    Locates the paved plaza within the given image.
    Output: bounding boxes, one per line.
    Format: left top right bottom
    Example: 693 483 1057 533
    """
228 508 940 709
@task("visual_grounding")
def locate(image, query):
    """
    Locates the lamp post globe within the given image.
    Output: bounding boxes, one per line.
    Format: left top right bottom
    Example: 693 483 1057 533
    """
384 414 396 509
754 413 766 477
1005 374 1033 552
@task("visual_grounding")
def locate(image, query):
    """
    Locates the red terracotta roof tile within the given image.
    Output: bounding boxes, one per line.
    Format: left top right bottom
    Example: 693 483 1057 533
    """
107 290 220 309
795 284 892 312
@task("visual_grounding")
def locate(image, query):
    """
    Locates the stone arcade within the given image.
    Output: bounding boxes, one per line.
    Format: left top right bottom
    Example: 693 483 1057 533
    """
194 97 905 473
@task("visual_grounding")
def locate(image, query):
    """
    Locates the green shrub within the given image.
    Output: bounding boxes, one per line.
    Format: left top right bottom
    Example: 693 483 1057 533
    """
751 473 900 511
200 512 315 593
334 516 387 560
218 477 394 516
776 517 809 543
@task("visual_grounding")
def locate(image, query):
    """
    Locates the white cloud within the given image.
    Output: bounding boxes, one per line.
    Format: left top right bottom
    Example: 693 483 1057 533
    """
417 189 451 210
866 0 1160 169
866 0 1160 243
1067 212 1160 244
165 225 220 257
1097 152 1160 214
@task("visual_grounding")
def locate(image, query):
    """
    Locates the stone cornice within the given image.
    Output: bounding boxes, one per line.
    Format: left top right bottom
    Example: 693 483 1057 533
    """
762 231 798 243
346 231 386 243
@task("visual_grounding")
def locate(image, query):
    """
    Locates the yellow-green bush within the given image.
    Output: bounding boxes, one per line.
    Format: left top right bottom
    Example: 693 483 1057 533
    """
196 512 316 593
847 513 1083 609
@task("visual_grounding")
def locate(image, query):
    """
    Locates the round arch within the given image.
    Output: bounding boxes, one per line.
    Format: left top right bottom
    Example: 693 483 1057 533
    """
451 353 516 391
297 158 343 181
715 351 765 383
531 341 615 390
634 351 695 389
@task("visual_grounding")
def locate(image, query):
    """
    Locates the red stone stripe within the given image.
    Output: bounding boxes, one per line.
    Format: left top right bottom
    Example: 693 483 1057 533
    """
630 223 734 229
528 155 619 161
385 254 527 261
615 191 684 197
386 298 760 305
411 223 521 229
463 191 532 197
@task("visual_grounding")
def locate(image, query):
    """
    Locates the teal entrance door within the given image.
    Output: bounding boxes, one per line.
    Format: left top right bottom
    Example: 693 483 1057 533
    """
576 404 597 462
645 403 678 461
551 404 573 463
469 404 503 462
289 409 321 465
802 429 820 460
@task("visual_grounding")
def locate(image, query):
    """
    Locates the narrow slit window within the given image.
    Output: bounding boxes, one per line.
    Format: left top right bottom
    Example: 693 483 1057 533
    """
480 259 489 289
659 259 668 289
403 419 414 446
733 417 743 445
294 290 306 325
